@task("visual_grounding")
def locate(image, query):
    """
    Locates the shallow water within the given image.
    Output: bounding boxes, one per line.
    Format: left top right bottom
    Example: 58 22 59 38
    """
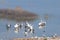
0 13 60 40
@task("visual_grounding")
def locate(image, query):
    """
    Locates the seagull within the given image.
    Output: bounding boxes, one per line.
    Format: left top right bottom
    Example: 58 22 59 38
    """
38 20 46 29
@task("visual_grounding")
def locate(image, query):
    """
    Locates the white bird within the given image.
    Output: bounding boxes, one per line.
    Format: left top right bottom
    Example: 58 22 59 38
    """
25 21 35 34
25 21 31 30
27 25 34 34
14 24 20 33
38 20 46 29
24 21 35 35
6 24 11 28
25 21 30 28
6 24 11 31
14 24 19 28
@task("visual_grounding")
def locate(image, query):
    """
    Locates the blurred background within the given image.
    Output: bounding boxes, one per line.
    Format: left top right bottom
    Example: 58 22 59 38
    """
0 0 60 40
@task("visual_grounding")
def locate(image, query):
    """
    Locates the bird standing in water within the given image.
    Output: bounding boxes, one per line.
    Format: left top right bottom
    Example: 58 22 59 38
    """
24 21 35 37
6 24 11 31
38 20 46 29
24 29 28 37
14 24 20 34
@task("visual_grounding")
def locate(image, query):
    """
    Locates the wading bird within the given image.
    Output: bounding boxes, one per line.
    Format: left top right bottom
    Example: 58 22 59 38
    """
24 21 35 37
38 20 46 29
24 29 28 36
14 24 20 34
6 24 11 31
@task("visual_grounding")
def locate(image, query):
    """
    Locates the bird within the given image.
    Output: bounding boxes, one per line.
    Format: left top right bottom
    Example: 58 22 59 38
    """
29 28 34 34
6 24 11 31
18 23 23 29
24 21 35 37
24 30 28 36
27 23 34 34
14 24 20 33
38 20 46 29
